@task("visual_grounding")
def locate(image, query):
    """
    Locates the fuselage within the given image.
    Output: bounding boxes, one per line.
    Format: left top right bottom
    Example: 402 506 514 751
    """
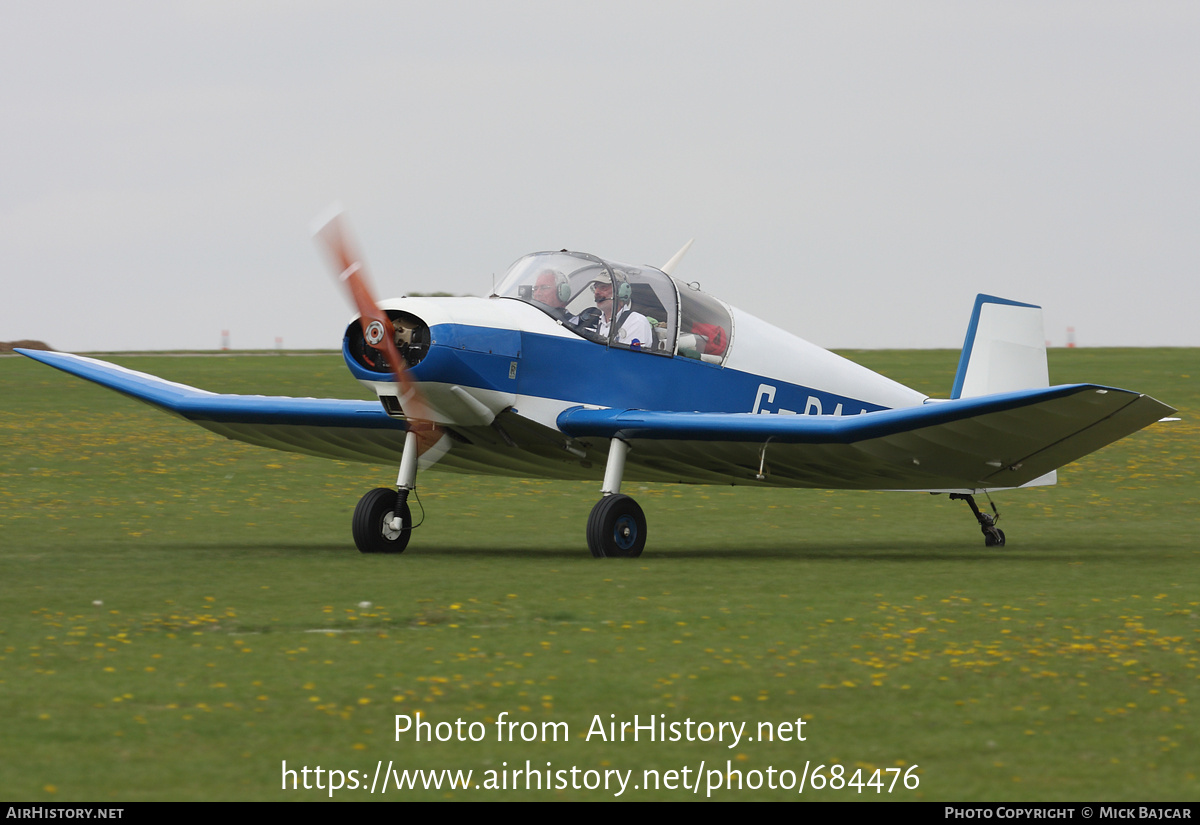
348 295 926 423
339 253 927 482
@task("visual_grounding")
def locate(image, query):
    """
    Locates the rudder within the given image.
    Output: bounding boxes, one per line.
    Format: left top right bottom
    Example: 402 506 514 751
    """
951 294 1048 399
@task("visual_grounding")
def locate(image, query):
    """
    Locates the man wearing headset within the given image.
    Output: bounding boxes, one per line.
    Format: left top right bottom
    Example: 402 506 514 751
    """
532 270 579 325
593 273 653 351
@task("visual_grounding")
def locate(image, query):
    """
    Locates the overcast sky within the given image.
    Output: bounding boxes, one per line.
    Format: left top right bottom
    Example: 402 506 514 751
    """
3 1 1198 352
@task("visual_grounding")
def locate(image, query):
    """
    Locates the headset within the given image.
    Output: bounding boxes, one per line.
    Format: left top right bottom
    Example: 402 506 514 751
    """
594 273 632 303
554 271 572 304
616 275 632 302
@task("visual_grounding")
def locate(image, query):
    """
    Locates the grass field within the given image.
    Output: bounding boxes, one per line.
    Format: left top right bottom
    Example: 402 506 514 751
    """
1 348 1196 801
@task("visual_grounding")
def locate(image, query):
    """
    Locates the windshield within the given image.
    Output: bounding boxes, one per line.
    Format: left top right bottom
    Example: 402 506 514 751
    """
495 251 680 355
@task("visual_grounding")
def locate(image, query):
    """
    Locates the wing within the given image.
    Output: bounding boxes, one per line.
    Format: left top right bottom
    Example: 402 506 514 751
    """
557 385 1175 491
17 349 412 465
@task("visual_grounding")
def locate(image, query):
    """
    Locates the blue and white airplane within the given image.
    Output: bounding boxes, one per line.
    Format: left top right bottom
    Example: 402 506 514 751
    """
18 212 1174 557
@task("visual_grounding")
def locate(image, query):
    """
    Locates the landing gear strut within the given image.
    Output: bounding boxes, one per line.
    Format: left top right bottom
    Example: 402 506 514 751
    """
586 438 647 558
950 493 1005 547
352 429 420 554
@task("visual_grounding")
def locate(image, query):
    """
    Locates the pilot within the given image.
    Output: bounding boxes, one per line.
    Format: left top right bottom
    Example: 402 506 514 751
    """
532 270 579 324
593 274 653 351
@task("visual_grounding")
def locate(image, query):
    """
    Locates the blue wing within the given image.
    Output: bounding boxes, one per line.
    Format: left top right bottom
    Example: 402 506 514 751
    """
17 349 412 464
20 349 1173 491
557 385 1174 491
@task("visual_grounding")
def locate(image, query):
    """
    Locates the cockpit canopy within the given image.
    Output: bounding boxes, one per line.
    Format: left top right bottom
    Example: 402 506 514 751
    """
494 251 733 364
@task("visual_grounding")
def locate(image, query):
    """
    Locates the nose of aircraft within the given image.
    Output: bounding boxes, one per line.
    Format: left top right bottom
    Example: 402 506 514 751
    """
343 310 431 376
314 205 442 432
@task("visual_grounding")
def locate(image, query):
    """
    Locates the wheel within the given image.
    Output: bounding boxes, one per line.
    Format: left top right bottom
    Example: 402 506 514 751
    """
586 494 646 558
352 488 412 554
984 527 1006 547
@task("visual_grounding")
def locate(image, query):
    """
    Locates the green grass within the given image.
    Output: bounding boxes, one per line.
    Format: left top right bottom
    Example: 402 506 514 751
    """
1 349 1196 800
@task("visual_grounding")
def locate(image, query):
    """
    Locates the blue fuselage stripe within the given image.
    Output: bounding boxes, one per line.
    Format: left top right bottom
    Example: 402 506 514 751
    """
347 324 885 416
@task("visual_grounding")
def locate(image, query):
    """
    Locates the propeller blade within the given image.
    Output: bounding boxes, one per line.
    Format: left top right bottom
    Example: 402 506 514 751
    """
660 239 694 276
312 207 442 449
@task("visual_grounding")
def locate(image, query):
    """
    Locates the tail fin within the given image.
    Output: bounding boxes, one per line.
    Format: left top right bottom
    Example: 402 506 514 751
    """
951 295 1049 399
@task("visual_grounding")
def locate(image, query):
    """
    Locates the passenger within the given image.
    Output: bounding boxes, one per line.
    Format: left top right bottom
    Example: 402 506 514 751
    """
593 275 653 351
532 270 578 324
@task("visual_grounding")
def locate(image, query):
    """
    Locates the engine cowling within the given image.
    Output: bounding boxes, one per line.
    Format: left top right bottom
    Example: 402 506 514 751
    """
344 310 431 375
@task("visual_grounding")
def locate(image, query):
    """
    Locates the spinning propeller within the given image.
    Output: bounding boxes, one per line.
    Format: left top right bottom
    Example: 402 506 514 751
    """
312 206 442 450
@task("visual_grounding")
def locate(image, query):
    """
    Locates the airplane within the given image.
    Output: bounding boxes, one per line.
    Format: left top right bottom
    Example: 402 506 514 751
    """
18 210 1175 558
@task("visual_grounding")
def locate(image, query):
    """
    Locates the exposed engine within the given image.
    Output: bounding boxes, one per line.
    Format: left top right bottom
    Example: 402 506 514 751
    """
344 310 430 374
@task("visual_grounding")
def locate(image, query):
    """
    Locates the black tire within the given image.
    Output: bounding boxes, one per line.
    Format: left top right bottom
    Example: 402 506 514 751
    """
352 488 412 554
984 527 1006 548
586 494 646 558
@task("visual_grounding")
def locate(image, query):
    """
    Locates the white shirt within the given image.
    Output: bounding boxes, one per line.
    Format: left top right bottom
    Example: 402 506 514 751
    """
599 307 654 351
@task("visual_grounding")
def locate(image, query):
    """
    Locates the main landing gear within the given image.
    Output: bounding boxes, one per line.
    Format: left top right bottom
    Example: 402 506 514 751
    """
950 493 1005 547
586 438 647 558
352 430 419 554
351 430 649 558
353 488 412 553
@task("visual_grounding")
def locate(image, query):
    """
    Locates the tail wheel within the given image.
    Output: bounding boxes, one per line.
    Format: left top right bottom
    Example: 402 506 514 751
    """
352 488 411 554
